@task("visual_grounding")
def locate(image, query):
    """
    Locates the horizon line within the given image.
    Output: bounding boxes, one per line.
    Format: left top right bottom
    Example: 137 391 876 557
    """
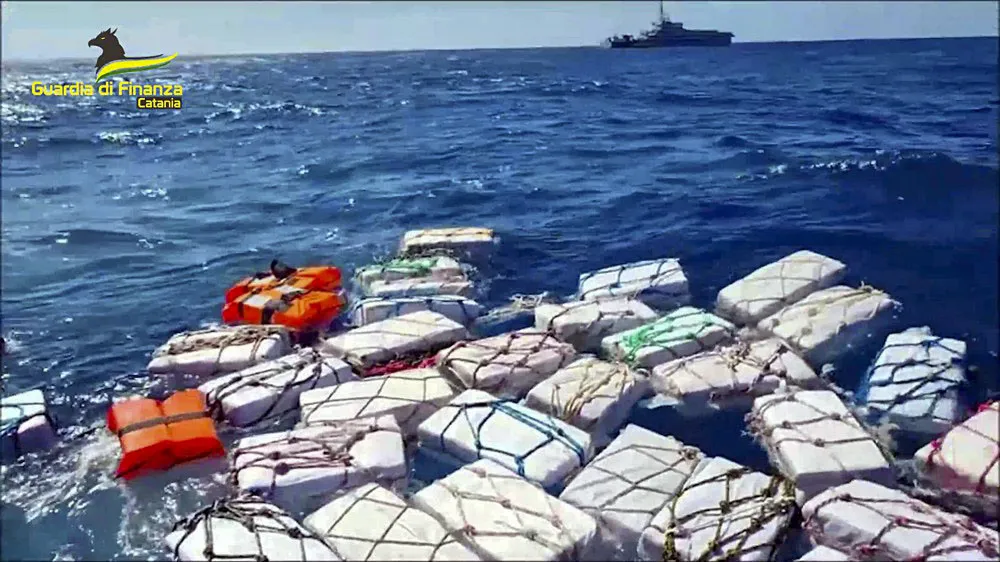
2 34 995 65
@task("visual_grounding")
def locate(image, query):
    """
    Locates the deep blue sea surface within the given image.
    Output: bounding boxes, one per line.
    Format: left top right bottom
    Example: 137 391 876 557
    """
2 38 998 560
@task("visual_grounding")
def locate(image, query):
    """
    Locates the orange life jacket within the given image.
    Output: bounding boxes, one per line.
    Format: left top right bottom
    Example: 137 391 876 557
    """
224 265 342 304
221 284 346 332
107 389 224 480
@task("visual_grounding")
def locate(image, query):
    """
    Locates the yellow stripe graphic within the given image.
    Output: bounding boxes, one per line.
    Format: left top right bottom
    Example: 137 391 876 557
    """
96 53 178 82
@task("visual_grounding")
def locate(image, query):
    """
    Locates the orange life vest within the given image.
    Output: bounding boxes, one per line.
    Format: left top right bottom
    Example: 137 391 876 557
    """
224 265 342 304
107 389 224 480
221 284 347 332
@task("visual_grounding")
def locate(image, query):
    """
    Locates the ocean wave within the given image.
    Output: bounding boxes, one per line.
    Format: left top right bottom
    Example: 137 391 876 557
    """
96 131 158 146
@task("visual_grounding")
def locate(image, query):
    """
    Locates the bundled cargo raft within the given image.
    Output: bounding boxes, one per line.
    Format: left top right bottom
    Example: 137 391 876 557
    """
410 459 598 561
471 293 557 338
349 295 482 327
303 482 482 561
577 258 690 311
147 325 292 377
1 389 58 459
321 311 468 371
222 262 347 332
601 306 736 369
354 256 466 294
399 227 497 260
535 297 659 353
366 277 474 299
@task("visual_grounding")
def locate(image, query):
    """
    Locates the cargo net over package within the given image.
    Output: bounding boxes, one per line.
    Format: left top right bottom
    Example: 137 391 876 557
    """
3 228 998 561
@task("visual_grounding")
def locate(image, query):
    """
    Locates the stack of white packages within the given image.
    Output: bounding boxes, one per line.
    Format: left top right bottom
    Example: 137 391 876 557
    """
321 311 468 370
650 339 821 416
417 389 593 490
757 285 900 366
523 357 650 447
796 546 850 561
303 482 482 561
715 250 847 326
399 227 497 259
1 389 58 458
748 389 894 501
411 459 597 561
354 256 466 294
558 425 704 558
148 325 292 377
859 327 968 437
350 295 482 327
801 479 999 561
638 456 801 561
436 330 577 399
601 307 736 369
165 496 343 562
199 348 356 427
577 258 690 311
913 401 999 516
366 278 474 299
535 298 659 352
229 415 407 515
299 367 458 437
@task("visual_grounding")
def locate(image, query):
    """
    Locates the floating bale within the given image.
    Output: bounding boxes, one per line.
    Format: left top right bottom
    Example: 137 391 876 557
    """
1 389 58 459
298 367 457 437
523 357 650 447
913 400 998 517
223 284 348 333
801 479 998 561
558 425 704 558
321 311 468 371
354 256 465 294
857 327 968 438
535 297 658 353
230 416 407 515
166 495 343 561
366 277 474 299
108 389 225 481
471 293 556 338
302 482 482 561
224 262 343 304
349 295 482 327
650 339 821 416
757 284 900 366
637 456 801 561
747 389 894 501
601 307 736 369
577 258 690 311
410 459 597 561
796 546 850 561
199 348 356 428
147 325 292 377
436 330 577 399
399 227 497 259
715 250 846 326
417 389 593 490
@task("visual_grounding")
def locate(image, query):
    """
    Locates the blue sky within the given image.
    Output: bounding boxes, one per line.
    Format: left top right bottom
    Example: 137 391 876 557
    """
2 1 997 60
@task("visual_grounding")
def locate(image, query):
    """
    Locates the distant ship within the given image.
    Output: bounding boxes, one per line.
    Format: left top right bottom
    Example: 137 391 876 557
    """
605 1 734 48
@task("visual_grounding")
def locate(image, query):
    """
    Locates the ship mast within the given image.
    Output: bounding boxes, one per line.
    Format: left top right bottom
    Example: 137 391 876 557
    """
659 0 665 22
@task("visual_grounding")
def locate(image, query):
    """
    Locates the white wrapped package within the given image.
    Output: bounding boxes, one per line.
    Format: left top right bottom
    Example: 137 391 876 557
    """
411 459 597 561
577 258 690 310
859 327 968 437
715 250 847 326
757 285 900 366
436 330 577 400
913 401 999 514
417 389 593 490
637 456 801 561
558 425 703 558
350 295 482 327
321 311 468 370
796 546 850 561
601 307 736 369
535 298 659 353
230 415 407 515
303 483 481 561
748 390 894 501
165 496 343 561
523 357 650 447
299 367 457 437
801 479 998 561
650 339 820 416
1 389 58 458
354 256 465 293
148 325 292 377
199 348 356 427
367 277 474 299
399 227 497 258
